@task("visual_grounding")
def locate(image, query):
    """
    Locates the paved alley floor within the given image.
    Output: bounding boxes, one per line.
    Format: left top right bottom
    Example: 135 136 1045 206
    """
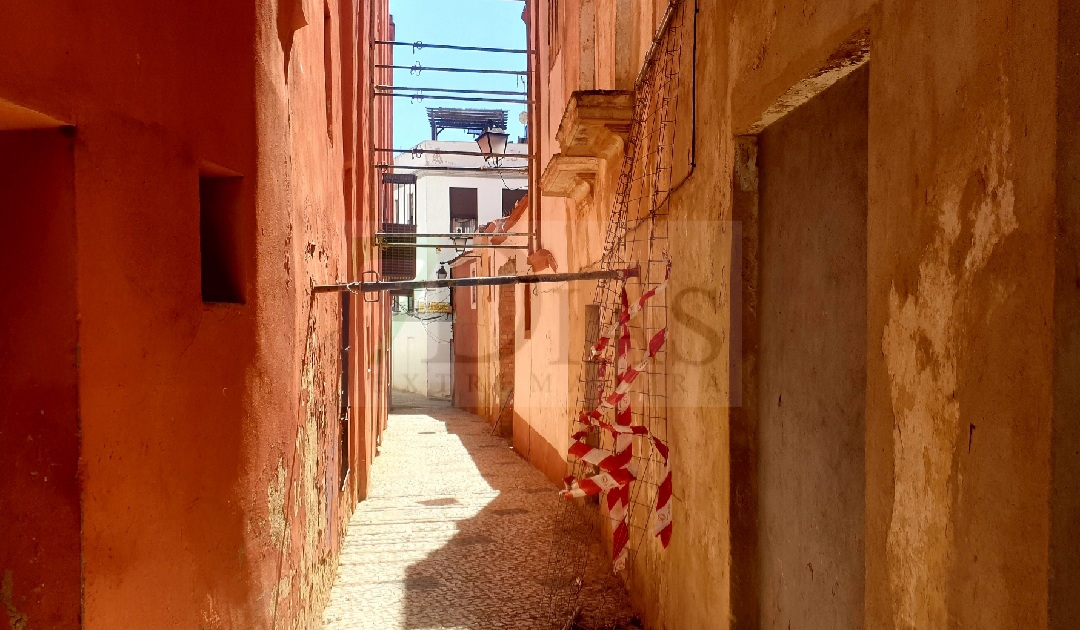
322 393 636 630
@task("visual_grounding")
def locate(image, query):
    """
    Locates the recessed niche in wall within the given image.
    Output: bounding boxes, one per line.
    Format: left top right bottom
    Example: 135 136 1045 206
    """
199 174 245 304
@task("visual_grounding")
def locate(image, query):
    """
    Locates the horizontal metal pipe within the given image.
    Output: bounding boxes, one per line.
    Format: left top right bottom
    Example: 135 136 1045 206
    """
376 164 528 172
376 93 530 105
375 40 529 54
314 267 640 294
377 64 528 76
377 242 529 249
374 147 529 158
377 85 528 96
376 232 530 238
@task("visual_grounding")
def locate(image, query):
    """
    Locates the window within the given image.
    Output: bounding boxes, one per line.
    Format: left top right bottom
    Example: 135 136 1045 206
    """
199 174 244 304
383 172 417 225
470 262 477 309
502 188 528 217
449 187 478 233
398 186 415 224
392 293 414 314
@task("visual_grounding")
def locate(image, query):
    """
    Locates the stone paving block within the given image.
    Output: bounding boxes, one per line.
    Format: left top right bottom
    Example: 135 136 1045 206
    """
322 395 636 630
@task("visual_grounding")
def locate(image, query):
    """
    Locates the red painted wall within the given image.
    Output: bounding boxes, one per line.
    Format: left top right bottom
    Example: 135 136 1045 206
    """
0 129 79 629
0 0 390 626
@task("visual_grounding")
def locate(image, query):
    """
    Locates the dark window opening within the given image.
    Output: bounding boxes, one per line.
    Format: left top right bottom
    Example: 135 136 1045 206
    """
502 188 528 217
524 287 532 339
200 175 244 304
449 187 478 233
339 292 350 489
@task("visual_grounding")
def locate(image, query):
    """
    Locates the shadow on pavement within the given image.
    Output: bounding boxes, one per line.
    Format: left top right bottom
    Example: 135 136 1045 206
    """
399 404 637 630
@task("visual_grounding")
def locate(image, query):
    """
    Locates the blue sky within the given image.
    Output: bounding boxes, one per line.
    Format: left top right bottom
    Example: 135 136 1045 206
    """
388 0 528 149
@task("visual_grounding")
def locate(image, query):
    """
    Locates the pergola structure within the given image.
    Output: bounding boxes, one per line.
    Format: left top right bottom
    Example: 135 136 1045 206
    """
426 107 508 140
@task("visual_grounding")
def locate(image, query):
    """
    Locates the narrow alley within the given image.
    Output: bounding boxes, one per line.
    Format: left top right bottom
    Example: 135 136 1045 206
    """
322 393 636 630
6 1 1080 628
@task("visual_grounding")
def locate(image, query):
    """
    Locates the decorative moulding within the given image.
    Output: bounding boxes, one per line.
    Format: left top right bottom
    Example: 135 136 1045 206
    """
540 154 599 202
555 90 635 160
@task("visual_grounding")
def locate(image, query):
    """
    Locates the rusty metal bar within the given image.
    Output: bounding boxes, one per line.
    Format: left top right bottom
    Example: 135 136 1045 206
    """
376 232 530 238
375 40 529 54
314 267 639 294
377 64 528 76
376 164 528 172
377 85 528 96
374 147 524 157
376 93 530 105
377 242 529 250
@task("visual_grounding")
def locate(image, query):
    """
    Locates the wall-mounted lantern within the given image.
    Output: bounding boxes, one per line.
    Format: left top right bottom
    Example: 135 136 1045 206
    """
476 127 510 165
436 264 448 281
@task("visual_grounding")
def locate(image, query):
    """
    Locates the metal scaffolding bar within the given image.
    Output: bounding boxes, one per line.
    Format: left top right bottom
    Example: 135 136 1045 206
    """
375 40 529 54
378 242 529 250
314 267 639 294
374 147 524 157
377 85 528 97
377 64 528 76
376 93 529 105
376 164 528 172
376 232 530 238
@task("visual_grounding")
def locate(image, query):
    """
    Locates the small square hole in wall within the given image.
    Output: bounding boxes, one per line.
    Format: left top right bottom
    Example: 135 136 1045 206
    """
199 174 244 304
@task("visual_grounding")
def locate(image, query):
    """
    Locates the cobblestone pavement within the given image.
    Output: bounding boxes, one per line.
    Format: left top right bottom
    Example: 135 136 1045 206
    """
322 393 636 630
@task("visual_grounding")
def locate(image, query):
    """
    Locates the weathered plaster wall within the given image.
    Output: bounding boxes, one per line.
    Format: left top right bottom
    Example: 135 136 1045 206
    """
0 129 79 630
451 260 480 412
418 1 1075 629
514 219 573 483
866 1 1057 627
757 65 868 630
0 0 389 626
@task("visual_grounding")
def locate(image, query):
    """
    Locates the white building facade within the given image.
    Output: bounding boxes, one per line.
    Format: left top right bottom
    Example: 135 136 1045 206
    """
390 140 527 398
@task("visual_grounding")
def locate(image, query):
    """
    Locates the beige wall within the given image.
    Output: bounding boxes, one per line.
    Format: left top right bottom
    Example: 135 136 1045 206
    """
756 64 869 629
502 0 1077 629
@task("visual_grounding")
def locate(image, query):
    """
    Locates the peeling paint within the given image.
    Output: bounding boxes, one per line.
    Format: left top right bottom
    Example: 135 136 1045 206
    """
270 311 341 628
268 458 288 547
882 94 1016 629
2 570 28 630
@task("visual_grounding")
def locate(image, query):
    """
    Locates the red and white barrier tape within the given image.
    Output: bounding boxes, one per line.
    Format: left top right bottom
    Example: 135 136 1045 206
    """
588 266 671 362
610 287 632 570
562 266 673 567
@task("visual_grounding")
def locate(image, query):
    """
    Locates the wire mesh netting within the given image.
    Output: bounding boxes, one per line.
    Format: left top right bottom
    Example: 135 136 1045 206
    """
543 1 693 628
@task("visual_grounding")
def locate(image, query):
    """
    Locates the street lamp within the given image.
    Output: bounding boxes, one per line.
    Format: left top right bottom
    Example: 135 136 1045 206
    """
436 264 448 281
449 234 470 252
476 127 510 165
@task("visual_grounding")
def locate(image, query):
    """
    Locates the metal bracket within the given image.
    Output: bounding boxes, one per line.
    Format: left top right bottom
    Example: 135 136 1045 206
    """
361 270 381 303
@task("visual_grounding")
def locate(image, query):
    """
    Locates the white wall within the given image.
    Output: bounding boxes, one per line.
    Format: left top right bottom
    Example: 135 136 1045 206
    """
391 319 452 398
391 321 427 395
390 140 527 398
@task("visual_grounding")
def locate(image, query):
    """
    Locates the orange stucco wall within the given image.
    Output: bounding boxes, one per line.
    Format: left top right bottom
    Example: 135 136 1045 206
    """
0 0 389 626
502 1 1080 629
